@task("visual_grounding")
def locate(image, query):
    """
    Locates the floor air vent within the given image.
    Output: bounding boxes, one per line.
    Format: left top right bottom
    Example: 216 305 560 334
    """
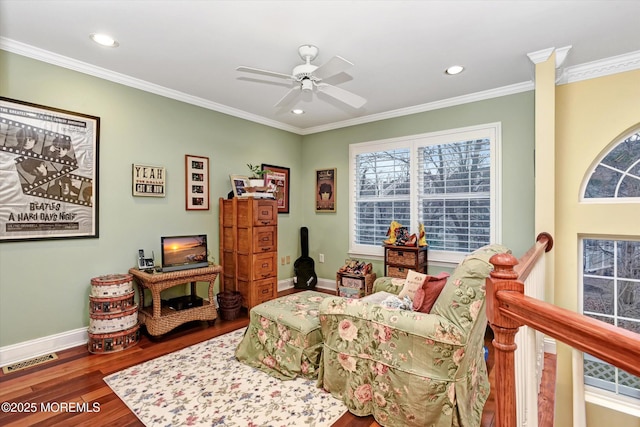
2 353 58 374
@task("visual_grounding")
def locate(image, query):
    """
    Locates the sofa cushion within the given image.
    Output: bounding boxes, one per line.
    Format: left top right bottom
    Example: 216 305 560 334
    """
431 243 511 332
397 269 427 301
413 271 450 313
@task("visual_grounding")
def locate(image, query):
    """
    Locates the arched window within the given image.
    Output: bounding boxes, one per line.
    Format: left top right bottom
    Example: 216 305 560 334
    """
583 130 640 199
580 127 640 403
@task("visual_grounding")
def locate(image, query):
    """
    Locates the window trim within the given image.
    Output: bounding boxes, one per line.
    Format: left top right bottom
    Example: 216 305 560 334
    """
348 122 502 266
579 236 640 414
580 127 640 203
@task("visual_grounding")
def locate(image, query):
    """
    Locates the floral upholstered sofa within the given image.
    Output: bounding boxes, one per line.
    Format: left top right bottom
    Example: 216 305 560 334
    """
317 244 510 427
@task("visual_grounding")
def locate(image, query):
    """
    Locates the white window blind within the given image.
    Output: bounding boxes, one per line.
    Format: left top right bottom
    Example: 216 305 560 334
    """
349 123 500 262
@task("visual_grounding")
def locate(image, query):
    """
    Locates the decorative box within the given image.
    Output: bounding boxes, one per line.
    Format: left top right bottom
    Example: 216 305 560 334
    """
339 286 365 299
90 273 133 297
88 323 140 354
88 306 139 334
89 290 135 314
336 272 377 296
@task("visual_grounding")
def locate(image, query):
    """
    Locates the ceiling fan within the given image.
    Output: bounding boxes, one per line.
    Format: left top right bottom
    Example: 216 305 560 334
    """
236 44 367 109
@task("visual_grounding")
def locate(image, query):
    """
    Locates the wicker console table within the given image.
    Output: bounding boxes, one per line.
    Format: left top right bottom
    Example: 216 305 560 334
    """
128 265 222 336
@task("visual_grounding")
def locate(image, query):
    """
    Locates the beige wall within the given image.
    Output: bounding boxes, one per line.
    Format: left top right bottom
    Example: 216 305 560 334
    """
554 69 640 426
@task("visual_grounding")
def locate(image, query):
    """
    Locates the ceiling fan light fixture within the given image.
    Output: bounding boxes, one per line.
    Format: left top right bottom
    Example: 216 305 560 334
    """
301 78 313 92
90 33 119 47
445 65 464 75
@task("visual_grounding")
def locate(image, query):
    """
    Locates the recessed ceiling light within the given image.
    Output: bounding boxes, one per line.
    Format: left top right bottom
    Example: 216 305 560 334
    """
90 33 119 47
445 65 464 75
291 109 305 115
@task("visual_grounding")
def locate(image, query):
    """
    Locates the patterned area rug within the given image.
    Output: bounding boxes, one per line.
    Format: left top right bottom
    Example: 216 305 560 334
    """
104 328 347 426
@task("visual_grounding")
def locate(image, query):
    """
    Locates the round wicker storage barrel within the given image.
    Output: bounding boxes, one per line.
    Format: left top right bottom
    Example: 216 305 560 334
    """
217 291 242 321
88 273 139 354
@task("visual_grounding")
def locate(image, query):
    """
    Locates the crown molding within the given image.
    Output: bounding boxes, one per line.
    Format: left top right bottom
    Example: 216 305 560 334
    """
560 50 640 85
527 47 555 65
2 37 638 135
299 82 534 135
0 37 303 135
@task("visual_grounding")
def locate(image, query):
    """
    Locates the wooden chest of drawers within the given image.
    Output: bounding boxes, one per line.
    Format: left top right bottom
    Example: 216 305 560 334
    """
384 245 428 279
219 197 278 309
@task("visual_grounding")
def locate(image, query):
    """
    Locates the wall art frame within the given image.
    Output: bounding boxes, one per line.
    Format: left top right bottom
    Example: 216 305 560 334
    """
0 97 100 242
262 163 290 213
230 174 249 197
132 164 165 197
316 168 337 213
185 154 209 210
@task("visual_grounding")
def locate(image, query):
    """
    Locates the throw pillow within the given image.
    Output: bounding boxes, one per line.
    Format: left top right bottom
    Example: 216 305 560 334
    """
413 272 450 313
397 269 428 301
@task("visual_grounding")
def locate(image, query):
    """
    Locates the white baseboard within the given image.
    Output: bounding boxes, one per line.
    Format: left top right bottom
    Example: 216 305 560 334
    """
278 277 335 292
1 277 335 367
0 327 88 367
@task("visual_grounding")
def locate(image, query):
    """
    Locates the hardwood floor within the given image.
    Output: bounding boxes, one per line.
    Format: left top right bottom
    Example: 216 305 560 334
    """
0 289 556 426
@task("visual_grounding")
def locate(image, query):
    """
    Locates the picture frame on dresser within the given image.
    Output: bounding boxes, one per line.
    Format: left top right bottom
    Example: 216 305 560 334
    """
185 154 209 210
229 174 249 197
0 97 100 242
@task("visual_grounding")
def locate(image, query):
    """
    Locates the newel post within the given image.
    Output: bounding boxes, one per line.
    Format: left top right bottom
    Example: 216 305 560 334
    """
486 252 523 427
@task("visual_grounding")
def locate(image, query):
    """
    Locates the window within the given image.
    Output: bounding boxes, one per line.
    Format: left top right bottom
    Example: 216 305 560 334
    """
580 127 640 407
349 123 501 264
584 131 640 199
581 238 640 399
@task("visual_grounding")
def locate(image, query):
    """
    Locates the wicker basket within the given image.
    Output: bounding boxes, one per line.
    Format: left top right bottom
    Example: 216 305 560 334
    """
217 291 243 321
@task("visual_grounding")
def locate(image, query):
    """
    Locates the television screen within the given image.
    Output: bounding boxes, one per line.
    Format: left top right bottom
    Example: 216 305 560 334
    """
161 235 208 272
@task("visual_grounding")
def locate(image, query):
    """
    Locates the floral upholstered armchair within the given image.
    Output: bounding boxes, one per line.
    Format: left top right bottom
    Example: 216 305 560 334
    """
317 244 510 427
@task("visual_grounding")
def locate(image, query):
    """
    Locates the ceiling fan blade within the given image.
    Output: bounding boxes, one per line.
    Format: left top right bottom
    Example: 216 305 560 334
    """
314 56 354 80
236 66 293 80
274 86 301 108
316 83 366 109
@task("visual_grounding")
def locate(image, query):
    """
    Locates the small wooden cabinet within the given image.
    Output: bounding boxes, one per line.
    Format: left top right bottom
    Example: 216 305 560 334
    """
219 197 278 310
384 245 428 279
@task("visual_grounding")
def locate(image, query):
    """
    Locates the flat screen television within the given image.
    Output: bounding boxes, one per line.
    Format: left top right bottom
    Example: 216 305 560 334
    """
160 234 208 272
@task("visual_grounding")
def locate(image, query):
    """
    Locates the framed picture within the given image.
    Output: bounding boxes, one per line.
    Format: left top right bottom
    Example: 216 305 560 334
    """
0 97 100 242
230 174 249 197
132 164 165 197
316 168 336 213
185 154 209 210
262 164 290 213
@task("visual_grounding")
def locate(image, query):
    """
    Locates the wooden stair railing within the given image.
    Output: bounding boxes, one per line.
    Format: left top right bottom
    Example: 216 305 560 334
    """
486 233 640 426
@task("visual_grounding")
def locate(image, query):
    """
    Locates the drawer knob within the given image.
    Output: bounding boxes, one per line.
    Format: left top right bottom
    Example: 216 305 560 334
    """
262 263 269 268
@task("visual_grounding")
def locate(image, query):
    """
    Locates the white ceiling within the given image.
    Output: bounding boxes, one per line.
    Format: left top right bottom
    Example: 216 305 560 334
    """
1 1 640 135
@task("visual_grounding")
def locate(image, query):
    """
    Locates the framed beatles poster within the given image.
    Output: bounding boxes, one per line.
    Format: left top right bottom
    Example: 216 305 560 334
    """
0 97 100 242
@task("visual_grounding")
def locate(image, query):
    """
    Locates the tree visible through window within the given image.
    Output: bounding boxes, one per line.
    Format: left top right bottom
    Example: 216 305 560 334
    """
584 131 640 199
582 239 640 399
350 123 500 262
581 127 640 401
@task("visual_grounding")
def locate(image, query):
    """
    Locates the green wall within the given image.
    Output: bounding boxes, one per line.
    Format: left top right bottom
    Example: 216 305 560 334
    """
301 92 536 279
0 51 303 346
0 50 535 348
